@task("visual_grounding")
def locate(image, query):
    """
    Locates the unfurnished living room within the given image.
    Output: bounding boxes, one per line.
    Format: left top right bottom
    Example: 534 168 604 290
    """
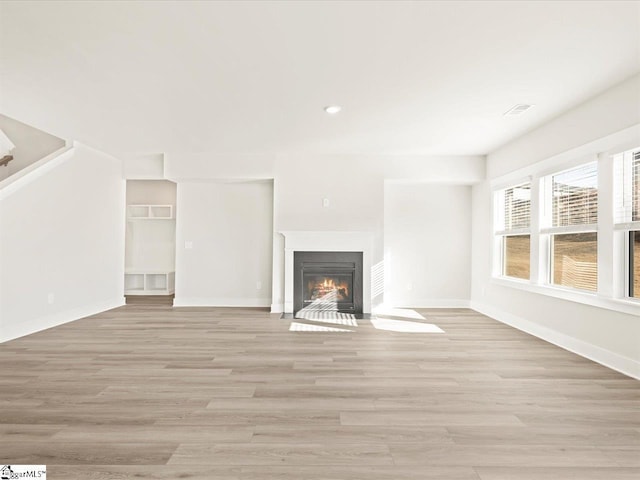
0 1 639 479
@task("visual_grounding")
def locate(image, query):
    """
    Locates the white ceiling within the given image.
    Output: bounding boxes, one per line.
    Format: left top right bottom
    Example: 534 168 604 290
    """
0 1 638 156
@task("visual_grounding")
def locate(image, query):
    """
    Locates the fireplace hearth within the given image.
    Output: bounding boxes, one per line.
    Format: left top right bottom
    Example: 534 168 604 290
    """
294 251 363 315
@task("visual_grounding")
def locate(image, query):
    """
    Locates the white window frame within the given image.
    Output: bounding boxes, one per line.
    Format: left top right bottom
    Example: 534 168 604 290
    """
493 181 532 281
540 161 599 293
613 147 640 301
489 124 640 316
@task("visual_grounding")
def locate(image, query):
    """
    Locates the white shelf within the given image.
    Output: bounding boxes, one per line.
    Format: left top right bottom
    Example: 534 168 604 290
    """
124 273 145 291
125 271 175 295
127 204 174 219
125 182 177 297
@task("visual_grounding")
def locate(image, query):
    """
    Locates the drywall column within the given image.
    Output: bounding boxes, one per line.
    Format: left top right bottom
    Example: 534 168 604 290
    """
384 182 472 307
174 180 274 307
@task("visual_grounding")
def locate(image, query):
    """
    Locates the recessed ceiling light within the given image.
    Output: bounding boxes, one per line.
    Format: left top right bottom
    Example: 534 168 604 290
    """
504 104 534 116
324 105 342 114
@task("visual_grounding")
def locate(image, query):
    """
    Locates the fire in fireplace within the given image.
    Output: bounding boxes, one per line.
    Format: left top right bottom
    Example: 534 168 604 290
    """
293 251 363 314
305 275 352 303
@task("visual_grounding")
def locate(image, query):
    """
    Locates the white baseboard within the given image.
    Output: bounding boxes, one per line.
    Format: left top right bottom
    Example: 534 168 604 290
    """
393 299 470 308
1 297 125 343
173 297 271 307
270 303 284 313
470 301 640 380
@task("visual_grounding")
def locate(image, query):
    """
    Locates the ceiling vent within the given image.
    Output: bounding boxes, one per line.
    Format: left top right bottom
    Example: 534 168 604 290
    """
504 104 534 116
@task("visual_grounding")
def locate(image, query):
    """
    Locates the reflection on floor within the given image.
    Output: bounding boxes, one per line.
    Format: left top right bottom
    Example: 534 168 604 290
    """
371 317 444 333
289 306 445 334
289 322 353 332
372 306 427 320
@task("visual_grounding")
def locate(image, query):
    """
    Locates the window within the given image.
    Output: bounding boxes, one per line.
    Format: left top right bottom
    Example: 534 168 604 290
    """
614 148 640 298
495 182 531 280
544 162 598 291
491 133 640 315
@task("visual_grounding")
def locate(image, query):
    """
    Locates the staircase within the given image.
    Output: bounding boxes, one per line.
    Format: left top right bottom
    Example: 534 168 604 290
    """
0 154 13 167
0 126 15 168
0 115 66 182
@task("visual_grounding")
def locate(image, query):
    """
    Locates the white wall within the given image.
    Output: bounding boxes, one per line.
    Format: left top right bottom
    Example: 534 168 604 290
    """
0 114 66 181
385 182 471 307
123 153 165 180
0 143 125 342
166 153 485 310
487 74 640 179
174 180 274 306
274 155 384 233
126 179 176 206
471 74 640 378
272 154 483 310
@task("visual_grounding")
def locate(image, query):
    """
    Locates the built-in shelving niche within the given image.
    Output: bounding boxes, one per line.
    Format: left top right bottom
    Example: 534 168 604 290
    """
124 180 177 297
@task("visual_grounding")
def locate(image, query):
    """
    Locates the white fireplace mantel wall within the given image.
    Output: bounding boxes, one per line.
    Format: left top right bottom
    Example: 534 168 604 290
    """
166 153 484 313
279 231 374 314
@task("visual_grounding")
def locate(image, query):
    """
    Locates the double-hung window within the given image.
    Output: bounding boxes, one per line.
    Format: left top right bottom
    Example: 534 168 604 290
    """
542 162 598 292
491 131 640 314
495 182 531 280
614 147 640 298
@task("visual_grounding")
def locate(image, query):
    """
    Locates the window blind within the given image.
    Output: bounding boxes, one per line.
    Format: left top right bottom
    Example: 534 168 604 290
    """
632 151 640 222
499 182 531 231
496 182 531 234
552 162 598 227
614 149 640 224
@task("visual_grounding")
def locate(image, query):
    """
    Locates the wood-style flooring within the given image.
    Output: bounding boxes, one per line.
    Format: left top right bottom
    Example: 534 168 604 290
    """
0 306 638 479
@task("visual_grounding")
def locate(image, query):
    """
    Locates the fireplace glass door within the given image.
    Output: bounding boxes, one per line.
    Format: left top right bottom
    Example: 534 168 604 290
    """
303 273 353 305
293 251 363 315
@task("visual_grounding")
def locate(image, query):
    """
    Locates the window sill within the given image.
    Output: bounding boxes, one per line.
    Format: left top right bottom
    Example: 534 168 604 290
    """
490 276 640 316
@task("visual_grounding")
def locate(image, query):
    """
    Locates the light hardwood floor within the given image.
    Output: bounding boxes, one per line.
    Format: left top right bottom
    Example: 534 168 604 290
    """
0 306 638 479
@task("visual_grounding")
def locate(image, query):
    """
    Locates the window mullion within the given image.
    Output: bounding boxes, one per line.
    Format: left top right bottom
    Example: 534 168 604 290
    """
530 177 541 284
598 153 614 297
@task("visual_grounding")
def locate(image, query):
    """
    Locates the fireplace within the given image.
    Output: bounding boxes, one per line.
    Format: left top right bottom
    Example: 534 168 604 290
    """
279 231 373 314
294 251 363 315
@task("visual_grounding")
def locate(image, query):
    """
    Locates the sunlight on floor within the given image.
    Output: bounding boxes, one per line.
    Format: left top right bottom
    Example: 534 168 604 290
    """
372 306 426 320
371 317 444 333
290 306 443 334
294 311 358 326
289 322 353 333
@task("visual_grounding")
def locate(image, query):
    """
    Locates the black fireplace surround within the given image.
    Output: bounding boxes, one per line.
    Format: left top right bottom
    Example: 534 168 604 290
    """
293 251 363 315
